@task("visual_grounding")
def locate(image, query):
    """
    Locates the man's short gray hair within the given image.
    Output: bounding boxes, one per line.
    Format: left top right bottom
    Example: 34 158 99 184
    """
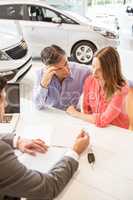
41 45 66 65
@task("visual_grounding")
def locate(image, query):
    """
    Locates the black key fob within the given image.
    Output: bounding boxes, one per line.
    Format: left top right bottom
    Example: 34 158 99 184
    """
87 152 95 164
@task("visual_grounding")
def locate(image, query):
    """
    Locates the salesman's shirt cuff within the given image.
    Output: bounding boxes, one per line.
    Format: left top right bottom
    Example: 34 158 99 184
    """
65 150 79 161
13 135 20 148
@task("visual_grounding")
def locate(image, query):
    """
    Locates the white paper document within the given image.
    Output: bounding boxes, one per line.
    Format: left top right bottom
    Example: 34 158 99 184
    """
17 122 96 172
18 147 66 173
17 124 53 145
17 125 68 172
51 123 96 148
18 122 96 148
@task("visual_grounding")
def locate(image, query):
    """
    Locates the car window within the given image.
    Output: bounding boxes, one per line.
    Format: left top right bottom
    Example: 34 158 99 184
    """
26 5 77 24
27 5 59 22
59 14 77 24
0 5 24 20
27 5 44 21
41 7 76 24
42 7 58 21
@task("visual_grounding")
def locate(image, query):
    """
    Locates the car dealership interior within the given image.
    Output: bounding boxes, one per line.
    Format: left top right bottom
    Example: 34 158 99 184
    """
0 1 133 200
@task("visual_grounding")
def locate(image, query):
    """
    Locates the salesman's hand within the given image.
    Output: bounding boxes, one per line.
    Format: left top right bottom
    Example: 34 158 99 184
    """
72 130 90 155
17 138 48 156
41 67 56 88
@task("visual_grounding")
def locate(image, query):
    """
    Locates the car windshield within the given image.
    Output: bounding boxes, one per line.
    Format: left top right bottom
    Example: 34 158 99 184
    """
50 3 72 10
48 0 91 21
64 11 92 24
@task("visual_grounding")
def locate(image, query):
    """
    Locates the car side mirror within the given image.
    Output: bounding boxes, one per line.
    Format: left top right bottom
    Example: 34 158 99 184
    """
52 17 62 24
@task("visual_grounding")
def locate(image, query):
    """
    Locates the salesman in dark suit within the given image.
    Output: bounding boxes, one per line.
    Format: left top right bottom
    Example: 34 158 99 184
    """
0 77 89 200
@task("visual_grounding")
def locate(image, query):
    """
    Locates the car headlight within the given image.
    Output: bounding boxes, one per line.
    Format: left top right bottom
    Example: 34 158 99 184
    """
93 26 118 39
0 50 10 60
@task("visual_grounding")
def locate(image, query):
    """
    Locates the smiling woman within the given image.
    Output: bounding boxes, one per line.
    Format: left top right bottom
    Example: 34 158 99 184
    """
66 47 129 129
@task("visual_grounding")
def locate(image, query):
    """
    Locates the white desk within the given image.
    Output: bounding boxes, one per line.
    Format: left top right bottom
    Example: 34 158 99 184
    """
16 100 133 200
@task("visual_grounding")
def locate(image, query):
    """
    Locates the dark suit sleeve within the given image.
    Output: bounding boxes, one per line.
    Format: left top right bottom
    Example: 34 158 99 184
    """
0 141 78 200
0 133 14 147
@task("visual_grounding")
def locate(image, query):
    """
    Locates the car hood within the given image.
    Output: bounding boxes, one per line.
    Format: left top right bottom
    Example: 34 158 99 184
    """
64 11 116 32
0 20 22 50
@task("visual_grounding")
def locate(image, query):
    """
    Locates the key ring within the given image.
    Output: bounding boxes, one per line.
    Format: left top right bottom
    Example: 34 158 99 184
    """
87 146 95 165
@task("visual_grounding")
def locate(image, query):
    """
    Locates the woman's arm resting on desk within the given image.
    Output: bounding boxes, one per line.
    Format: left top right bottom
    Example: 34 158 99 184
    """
66 105 96 124
90 91 128 127
67 89 128 128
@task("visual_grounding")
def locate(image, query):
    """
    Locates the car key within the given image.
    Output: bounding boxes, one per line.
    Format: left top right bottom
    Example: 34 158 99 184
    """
87 147 95 165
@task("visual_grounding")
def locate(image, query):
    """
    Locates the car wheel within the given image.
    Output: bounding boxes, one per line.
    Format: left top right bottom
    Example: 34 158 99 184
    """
71 41 97 64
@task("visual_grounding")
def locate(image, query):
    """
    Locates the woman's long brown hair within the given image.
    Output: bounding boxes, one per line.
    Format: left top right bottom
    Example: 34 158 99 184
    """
94 47 126 99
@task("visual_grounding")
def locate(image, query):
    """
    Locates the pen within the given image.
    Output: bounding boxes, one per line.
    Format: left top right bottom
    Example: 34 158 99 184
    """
50 145 67 148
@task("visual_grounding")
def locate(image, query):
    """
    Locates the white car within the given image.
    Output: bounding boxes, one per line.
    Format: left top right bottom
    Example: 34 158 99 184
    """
0 0 119 64
0 20 32 82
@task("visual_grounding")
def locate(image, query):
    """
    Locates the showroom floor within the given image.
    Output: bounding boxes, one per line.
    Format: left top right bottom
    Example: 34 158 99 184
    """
20 47 133 100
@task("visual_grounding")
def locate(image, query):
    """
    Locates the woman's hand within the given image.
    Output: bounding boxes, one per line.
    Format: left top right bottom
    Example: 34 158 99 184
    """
66 105 79 117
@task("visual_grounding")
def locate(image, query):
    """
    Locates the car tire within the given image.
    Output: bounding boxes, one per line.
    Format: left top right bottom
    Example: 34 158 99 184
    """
71 41 97 64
